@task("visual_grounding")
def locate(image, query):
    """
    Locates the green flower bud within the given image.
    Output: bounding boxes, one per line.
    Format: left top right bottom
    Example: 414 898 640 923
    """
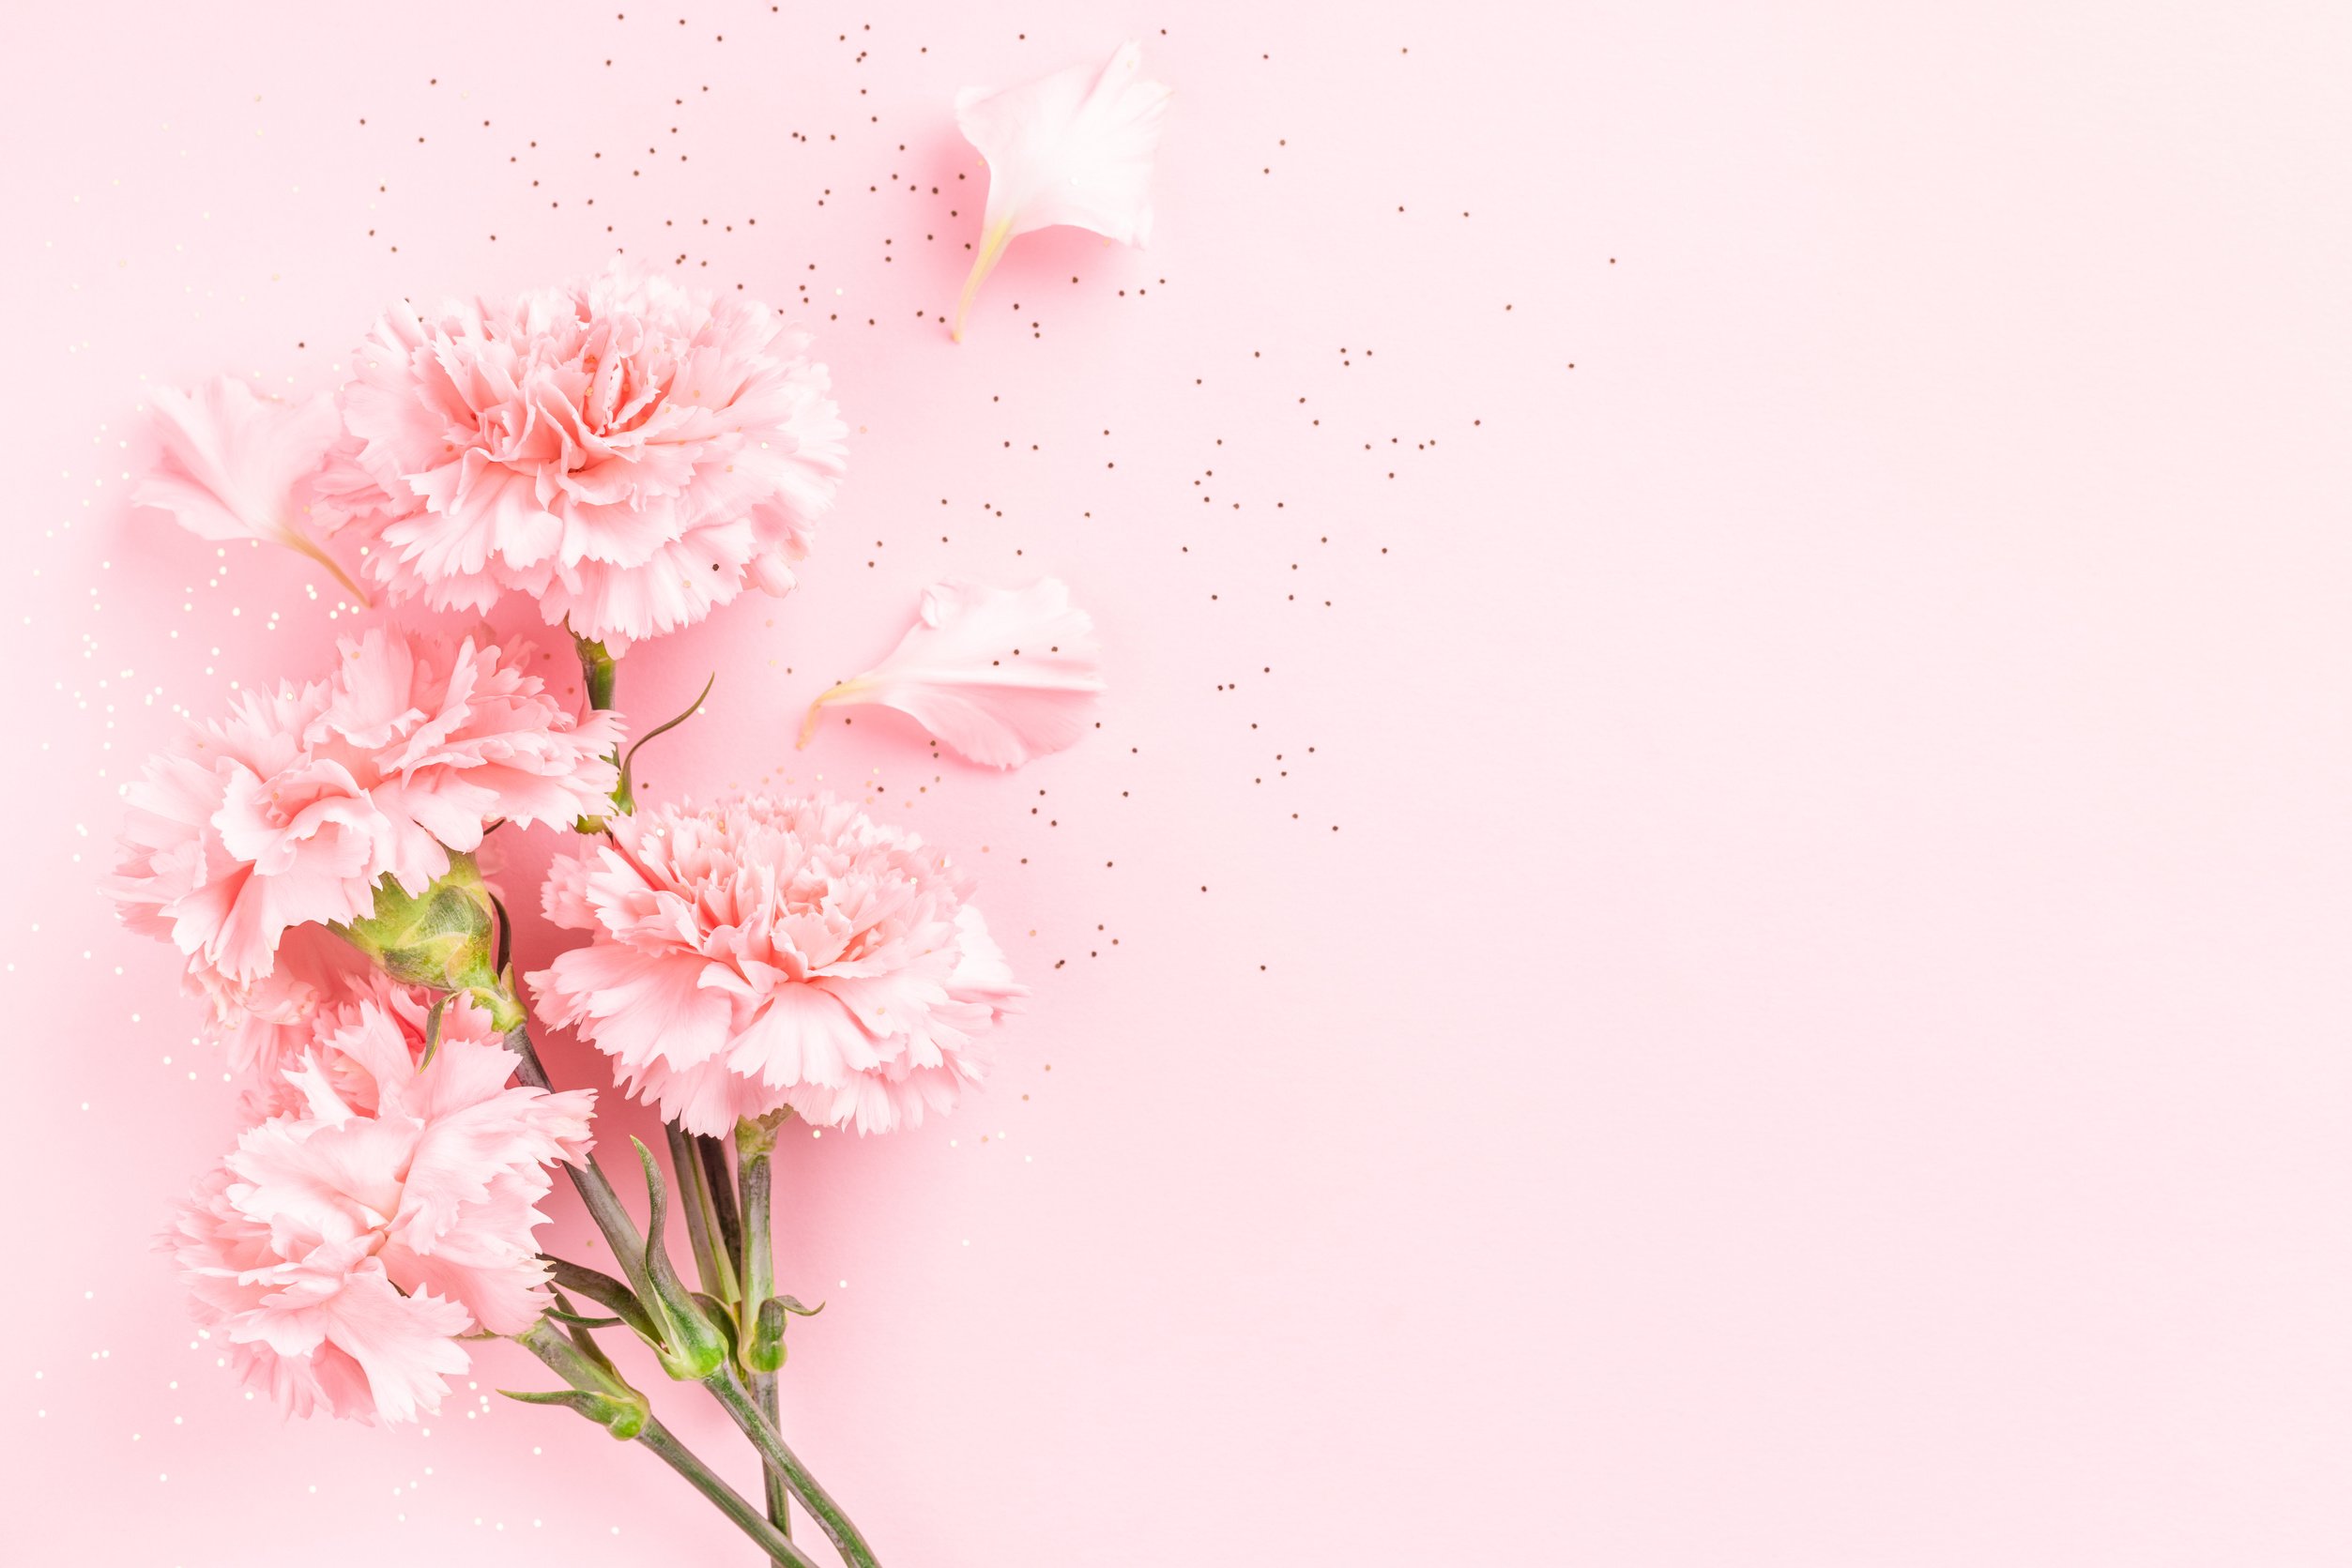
338 853 523 1031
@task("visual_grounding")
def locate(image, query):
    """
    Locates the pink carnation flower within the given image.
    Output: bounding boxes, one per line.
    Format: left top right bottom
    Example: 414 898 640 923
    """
197 922 378 1082
108 626 621 996
530 795 1024 1136
238 974 503 1123
161 998 595 1423
330 264 847 651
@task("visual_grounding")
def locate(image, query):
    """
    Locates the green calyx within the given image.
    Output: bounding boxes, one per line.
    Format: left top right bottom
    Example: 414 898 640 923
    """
336 853 523 1031
506 1313 650 1440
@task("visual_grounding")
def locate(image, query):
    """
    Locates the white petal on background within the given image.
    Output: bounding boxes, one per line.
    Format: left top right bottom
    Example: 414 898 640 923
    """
952 41 1172 341
132 375 370 602
798 579 1107 769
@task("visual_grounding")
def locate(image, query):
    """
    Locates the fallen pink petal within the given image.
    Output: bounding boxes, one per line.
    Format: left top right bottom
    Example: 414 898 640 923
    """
799 578 1107 767
133 376 371 601
952 42 1172 340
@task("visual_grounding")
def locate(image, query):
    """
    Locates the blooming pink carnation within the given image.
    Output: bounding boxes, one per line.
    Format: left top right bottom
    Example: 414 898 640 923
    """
196 922 379 1081
161 998 595 1423
328 264 847 651
530 795 1024 1135
237 973 503 1123
108 626 620 1001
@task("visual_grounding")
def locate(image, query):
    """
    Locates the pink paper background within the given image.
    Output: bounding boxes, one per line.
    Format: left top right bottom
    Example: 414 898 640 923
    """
5 2 2348 1563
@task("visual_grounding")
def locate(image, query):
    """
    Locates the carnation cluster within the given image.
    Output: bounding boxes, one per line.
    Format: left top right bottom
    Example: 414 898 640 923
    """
112 41 1158 1563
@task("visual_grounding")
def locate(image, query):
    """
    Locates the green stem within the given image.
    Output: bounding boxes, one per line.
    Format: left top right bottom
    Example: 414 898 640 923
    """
509 1011 836 1562
638 1416 815 1568
505 1026 653 1305
576 632 619 712
517 1322 818 1568
737 1116 788 1546
699 1134 746 1280
572 629 632 818
667 1120 736 1306
705 1365 883 1568
737 1118 775 1311
755 1373 789 1547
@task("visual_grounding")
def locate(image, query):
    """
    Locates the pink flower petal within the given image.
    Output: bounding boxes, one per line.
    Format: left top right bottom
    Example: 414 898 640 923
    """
952 43 1171 340
133 376 371 601
797 578 1106 769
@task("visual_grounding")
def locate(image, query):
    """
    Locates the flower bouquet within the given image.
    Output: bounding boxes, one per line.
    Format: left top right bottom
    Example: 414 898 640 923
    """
108 41 1164 1564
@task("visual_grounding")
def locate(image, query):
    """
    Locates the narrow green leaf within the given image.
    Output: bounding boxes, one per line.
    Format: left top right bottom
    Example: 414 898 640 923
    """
545 1308 625 1330
487 891 513 973
634 1138 729 1380
617 672 716 805
545 1256 659 1346
498 1386 646 1440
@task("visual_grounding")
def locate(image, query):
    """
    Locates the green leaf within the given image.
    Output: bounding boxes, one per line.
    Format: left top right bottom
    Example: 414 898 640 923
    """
693 1293 741 1356
545 1256 660 1347
617 673 716 807
418 995 449 1072
634 1138 729 1381
497 1386 648 1440
546 1289 624 1375
665 1121 737 1305
487 891 513 973
545 1308 625 1330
